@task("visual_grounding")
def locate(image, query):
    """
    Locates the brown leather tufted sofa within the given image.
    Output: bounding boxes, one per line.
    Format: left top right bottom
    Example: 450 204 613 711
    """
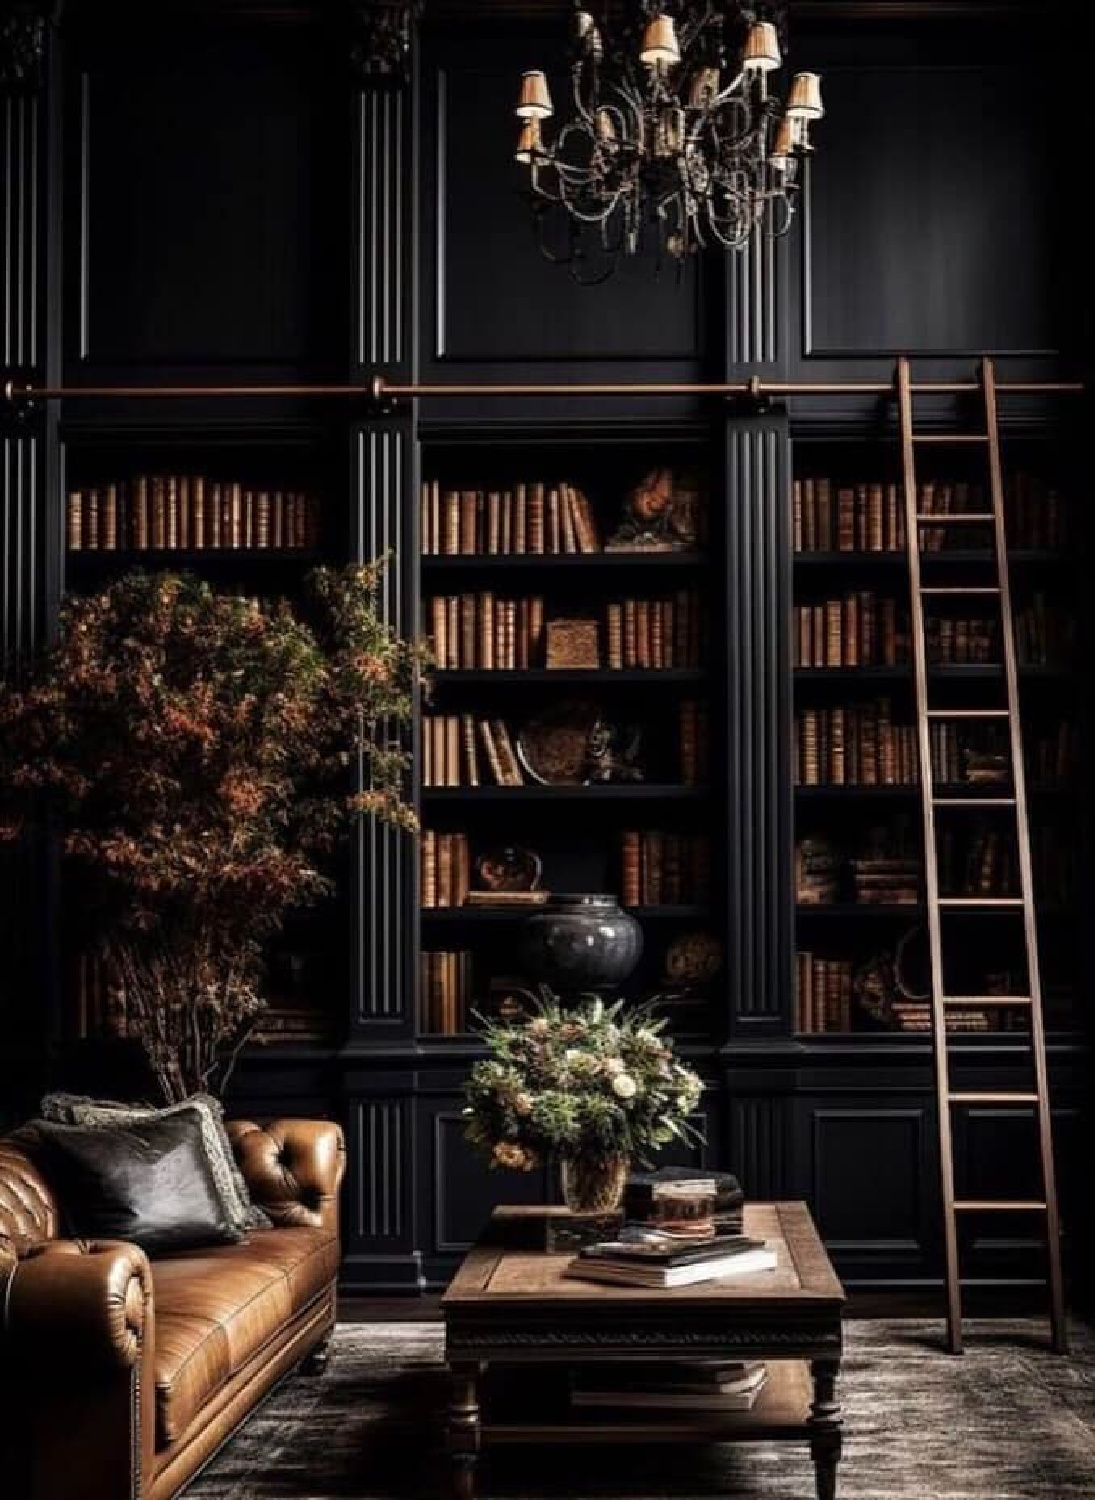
0 1117 346 1500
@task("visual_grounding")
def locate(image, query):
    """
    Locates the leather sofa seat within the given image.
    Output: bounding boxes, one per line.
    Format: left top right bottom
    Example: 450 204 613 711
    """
153 1225 339 1446
0 1117 346 1500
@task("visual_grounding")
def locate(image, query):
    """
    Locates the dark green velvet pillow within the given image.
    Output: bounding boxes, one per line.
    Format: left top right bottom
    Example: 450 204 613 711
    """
23 1111 245 1256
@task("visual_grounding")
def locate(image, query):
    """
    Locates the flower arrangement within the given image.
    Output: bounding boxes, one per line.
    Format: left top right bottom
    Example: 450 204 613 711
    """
463 994 704 1185
0 563 423 1101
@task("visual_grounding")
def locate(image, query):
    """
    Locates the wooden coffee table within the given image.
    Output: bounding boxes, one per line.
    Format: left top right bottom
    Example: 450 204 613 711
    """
442 1201 845 1500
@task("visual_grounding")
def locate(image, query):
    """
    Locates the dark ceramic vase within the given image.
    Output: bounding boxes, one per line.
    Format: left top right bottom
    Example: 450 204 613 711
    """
521 894 643 994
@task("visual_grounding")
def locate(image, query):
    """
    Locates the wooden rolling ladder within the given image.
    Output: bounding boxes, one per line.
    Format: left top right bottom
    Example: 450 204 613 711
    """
896 355 1067 1356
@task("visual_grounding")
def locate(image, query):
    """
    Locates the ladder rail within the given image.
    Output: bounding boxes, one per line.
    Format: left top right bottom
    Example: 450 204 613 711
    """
980 357 1068 1354
896 355 964 1353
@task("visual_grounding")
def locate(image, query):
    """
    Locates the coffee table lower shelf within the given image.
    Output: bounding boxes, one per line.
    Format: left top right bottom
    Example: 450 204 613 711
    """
479 1358 813 1445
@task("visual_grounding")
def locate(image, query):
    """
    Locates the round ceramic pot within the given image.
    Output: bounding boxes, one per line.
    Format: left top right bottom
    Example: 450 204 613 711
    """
521 893 643 993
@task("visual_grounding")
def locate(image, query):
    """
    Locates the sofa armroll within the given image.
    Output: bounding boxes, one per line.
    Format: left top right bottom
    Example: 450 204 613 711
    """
3 1238 152 1372
228 1119 346 1234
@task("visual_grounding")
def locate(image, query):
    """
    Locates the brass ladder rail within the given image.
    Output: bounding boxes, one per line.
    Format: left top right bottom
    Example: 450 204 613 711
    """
896 354 1068 1355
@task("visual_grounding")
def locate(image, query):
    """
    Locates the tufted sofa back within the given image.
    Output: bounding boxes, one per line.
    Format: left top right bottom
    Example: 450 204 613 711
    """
0 1135 59 1264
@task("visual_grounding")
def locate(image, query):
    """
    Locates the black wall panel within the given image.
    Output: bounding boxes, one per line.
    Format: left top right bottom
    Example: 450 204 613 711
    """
64 20 347 376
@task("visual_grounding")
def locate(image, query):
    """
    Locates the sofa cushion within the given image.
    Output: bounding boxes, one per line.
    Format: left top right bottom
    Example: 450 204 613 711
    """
40 1093 271 1234
19 1114 244 1255
155 1312 231 1445
151 1226 336 1448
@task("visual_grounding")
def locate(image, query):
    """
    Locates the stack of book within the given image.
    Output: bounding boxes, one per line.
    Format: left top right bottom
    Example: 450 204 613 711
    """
419 951 472 1034
1030 723 1076 785
793 479 906 553
422 714 524 787
421 831 471 907
571 1360 769 1412
794 700 919 786
794 838 842 905
565 1229 775 1290
889 1001 990 1035
428 594 545 670
420 480 601 555
926 616 998 664
66 477 319 552
792 593 907 668
605 593 705 669
850 856 920 905
620 831 712 905
1014 592 1069 667
938 825 1016 897
1005 473 1065 549
678 700 710 786
794 954 853 1033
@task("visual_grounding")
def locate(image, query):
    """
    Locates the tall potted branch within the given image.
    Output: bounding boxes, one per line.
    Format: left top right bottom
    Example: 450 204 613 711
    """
0 563 421 1102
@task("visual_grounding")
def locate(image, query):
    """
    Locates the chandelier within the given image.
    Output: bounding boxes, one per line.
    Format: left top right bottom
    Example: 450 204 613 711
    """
513 3 822 283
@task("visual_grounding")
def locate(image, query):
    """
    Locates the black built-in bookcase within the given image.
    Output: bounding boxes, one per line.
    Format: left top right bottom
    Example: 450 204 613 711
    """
0 2 1089 1298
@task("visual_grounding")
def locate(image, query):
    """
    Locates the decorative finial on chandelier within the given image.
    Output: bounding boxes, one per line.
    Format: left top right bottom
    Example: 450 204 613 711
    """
513 2 822 284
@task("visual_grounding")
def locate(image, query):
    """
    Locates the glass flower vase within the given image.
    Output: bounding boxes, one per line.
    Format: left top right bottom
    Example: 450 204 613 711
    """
560 1153 629 1215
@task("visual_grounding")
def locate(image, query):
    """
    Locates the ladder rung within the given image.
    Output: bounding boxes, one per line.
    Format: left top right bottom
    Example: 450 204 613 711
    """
942 995 1031 1007
949 1092 1039 1104
916 513 995 524
953 1200 1047 1212
920 587 1000 597
937 897 1023 908
932 797 1016 807
925 709 1009 720
911 434 989 445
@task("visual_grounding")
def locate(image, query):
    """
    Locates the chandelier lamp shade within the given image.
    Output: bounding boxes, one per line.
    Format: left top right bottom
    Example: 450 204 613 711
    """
513 3 823 283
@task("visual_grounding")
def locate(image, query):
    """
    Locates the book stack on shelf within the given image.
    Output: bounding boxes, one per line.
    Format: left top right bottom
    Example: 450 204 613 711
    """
422 714 524 787
925 615 998 664
1030 723 1078 785
605 593 705 669
570 1361 769 1412
421 831 471 908
419 951 473 1035
620 831 712 906
794 954 853 1034
420 479 601 555
794 838 841 905
793 593 907 667
429 594 545 670
793 479 906 553
794 700 918 786
678 700 710 785
66 477 319 552
1004 474 1064 549
938 824 1016 898
1014 593 1070 667
417 458 715 1041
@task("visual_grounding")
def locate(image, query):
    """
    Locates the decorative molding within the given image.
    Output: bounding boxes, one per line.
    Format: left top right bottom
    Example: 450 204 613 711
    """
0 2 50 91
727 220 780 367
1 430 43 681
353 423 416 1033
357 86 408 368
2 89 40 372
348 1 421 87
729 1095 788 1199
724 418 793 1034
350 1098 408 1241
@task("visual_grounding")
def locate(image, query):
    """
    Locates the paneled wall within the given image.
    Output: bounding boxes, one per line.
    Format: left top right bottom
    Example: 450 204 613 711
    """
0 1 1087 1287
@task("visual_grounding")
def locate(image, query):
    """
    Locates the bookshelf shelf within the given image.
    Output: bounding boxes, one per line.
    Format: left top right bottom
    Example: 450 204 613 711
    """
66 548 319 565
422 552 707 572
793 550 1065 570
421 903 711 924
430 669 708 687
420 785 707 803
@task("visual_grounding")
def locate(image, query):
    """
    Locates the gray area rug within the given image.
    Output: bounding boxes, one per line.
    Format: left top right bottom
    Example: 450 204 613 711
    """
188 1320 1095 1500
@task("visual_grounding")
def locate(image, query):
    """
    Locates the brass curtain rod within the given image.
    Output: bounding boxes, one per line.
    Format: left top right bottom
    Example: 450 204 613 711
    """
2 376 1086 402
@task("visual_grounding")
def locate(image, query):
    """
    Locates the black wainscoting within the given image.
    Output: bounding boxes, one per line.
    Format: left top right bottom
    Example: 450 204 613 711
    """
0 1 1088 1293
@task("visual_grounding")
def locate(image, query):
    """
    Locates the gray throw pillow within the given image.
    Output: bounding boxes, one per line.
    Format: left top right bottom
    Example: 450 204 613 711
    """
22 1112 245 1256
40 1092 270 1233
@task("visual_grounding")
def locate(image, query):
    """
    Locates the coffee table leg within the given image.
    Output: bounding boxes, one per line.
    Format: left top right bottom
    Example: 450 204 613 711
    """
448 1362 481 1500
808 1357 842 1500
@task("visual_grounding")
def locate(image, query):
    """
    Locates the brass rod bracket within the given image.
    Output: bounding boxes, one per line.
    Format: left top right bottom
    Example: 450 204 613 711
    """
2 376 39 424
366 373 399 417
